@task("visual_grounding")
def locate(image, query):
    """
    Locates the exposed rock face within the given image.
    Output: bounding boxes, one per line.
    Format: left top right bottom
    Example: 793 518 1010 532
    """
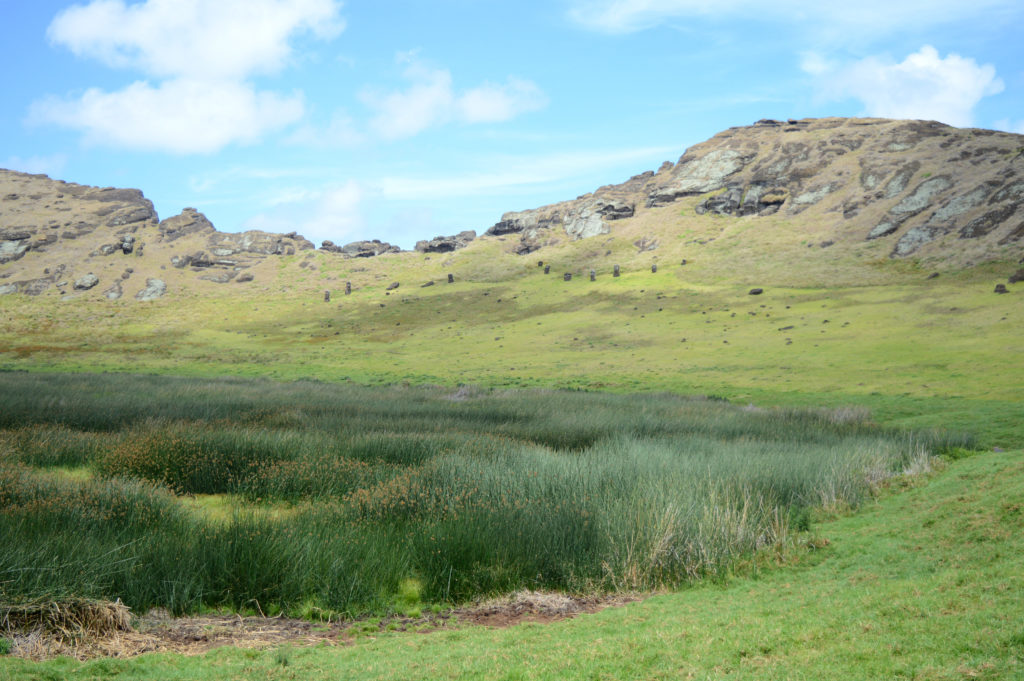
415 230 476 253
484 168 662 253
0 170 322 298
158 208 215 242
0 233 31 264
207 229 313 256
321 239 401 257
136 278 166 301
647 149 752 207
564 199 633 240
475 117 1023 263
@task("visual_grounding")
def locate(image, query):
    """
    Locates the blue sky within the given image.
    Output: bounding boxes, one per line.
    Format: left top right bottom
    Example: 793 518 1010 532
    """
2 0 1022 248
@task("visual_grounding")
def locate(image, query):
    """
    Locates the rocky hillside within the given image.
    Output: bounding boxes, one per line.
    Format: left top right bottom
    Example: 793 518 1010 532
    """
2 117 1022 301
485 117 1023 264
0 170 320 299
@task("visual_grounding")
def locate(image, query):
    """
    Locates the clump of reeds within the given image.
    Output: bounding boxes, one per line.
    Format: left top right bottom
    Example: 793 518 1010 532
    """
1 598 132 641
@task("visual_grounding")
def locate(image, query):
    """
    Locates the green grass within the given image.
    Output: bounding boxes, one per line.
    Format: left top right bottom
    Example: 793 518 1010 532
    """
0 217 1020 677
0 373 967 619
3 448 1020 680
2 262 1019 447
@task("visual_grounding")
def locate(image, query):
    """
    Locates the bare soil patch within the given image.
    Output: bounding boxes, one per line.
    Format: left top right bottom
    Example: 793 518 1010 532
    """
3 591 640 661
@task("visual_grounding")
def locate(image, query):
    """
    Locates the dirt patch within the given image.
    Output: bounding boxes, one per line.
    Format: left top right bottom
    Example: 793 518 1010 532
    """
456 590 638 628
3 592 641 661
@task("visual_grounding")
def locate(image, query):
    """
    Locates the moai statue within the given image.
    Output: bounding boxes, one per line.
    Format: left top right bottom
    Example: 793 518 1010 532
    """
324 290 331 302
589 270 596 282
613 264 621 277
651 264 658 273
345 281 352 295
544 265 551 274
563 272 572 282
447 273 454 284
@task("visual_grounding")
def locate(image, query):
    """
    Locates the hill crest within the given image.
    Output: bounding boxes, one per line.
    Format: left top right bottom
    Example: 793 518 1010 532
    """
2 116 1022 300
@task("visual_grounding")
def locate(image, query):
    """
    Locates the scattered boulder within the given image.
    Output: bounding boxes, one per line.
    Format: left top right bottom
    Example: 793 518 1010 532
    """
994 283 1009 294
634 237 659 252
236 272 254 283
1009 269 1024 284
415 230 476 253
73 273 99 290
104 281 123 300
749 288 764 295
386 282 400 291
136 278 166 301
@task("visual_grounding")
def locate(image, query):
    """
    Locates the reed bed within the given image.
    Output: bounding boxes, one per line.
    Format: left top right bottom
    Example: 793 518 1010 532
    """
0 372 970 618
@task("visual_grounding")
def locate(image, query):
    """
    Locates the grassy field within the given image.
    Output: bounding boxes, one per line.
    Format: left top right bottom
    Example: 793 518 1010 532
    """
1 198 1021 677
2 250 1020 447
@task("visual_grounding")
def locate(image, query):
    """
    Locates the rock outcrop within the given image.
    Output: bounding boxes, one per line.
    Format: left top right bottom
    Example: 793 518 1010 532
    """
158 208 215 242
476 117 1024 263
0 170 320 298
484 169 658 253
415 230 476 253
321 239 401 257
135 278 166 301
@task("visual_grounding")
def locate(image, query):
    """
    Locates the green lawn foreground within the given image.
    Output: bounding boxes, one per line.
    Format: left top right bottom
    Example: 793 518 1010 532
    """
3 448 1021 681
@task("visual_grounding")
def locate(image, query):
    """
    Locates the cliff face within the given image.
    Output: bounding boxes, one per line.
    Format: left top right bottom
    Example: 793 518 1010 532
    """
484 117 1024 263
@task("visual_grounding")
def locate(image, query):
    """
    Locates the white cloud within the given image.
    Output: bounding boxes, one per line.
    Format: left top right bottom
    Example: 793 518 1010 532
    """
244 180 365 246
287 112 365 147
810 46 1004 127
36 0 342 153
3 154 68 177
362 56 547 140
458 78 549 123
374 145 678 200
568 0 1021 36
30 79 304 154
47 0 343 80
798 52 832 77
